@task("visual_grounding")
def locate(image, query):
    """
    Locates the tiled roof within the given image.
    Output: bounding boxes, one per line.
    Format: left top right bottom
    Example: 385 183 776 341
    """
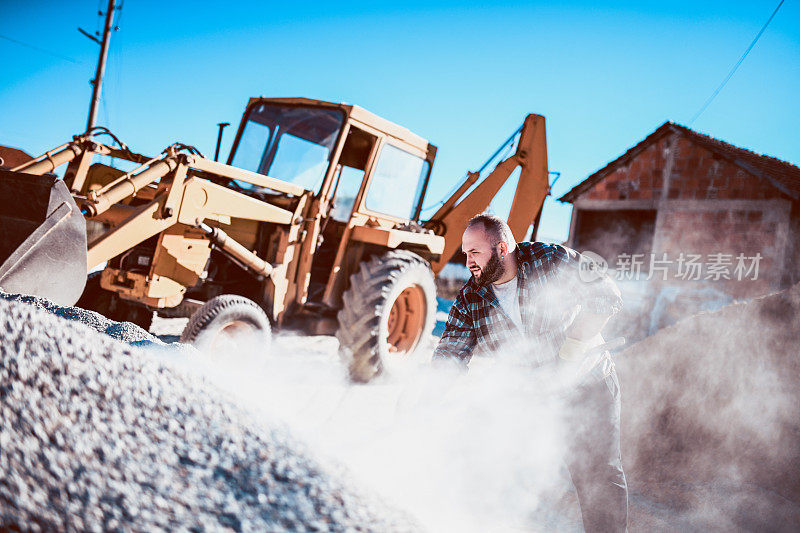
559 122 800 203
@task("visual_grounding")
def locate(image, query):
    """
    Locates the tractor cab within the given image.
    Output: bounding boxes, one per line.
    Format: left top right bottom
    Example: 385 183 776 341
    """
228 98 436 222
226 98 440 308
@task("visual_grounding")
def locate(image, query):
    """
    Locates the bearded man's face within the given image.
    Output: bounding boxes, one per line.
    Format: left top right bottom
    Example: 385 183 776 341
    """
475 247 504 285
462 226 504 285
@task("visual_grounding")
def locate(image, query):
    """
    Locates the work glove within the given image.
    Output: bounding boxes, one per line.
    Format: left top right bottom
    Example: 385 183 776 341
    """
558 333 611 382
558 333 604 362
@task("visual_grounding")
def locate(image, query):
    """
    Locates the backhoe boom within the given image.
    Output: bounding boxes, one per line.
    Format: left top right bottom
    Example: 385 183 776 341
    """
426 114 549 273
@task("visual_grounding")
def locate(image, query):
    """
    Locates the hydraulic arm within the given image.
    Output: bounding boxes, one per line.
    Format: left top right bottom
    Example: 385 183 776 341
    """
426 114 549 273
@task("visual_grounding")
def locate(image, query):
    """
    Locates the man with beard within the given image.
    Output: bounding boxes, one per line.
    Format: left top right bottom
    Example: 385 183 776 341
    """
433 213 627 533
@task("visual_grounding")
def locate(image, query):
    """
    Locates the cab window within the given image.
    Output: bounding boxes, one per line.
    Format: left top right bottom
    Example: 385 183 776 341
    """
364 143 428 219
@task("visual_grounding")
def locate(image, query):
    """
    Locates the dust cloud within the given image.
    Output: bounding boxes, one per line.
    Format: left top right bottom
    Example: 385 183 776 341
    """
167 280 800 531
171 333 586 532
616 281 800 530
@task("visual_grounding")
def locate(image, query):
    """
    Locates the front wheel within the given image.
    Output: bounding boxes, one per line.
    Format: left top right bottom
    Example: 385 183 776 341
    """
180 294 271 354
337 250 437 383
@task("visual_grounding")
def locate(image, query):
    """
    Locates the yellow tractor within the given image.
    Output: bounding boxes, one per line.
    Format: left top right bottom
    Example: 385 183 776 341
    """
0 97 549 381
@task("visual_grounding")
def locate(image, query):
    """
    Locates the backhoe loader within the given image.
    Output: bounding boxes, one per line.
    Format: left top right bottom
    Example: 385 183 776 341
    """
0 97 549 382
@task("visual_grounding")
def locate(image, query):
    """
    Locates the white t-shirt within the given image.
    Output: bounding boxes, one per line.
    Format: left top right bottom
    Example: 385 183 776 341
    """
492 276 523 330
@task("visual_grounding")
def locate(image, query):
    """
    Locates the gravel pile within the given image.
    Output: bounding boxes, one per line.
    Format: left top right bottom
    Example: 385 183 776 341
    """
0 295 418 532
0 290 157 345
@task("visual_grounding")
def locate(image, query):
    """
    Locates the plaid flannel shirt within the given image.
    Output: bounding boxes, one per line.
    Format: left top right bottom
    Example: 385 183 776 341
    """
433 241 623 369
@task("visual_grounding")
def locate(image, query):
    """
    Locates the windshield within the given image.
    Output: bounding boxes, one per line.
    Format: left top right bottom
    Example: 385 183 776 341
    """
230 104 344 193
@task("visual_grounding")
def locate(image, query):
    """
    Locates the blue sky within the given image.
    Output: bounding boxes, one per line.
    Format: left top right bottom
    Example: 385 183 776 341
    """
2 0 798 241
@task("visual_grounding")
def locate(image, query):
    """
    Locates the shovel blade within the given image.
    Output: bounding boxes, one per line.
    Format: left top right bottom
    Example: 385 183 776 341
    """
0 170 87 305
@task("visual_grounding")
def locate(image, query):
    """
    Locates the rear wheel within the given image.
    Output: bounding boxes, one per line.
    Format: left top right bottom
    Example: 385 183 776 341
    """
180 294 271 353
76 271 153 331
337 250 436 383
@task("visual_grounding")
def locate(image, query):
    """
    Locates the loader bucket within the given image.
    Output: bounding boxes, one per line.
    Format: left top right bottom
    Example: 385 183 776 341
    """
0 170 87 306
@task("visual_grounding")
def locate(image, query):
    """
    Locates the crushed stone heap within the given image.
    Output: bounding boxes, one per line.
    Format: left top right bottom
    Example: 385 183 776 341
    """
0 296 417 532
0 290 158 345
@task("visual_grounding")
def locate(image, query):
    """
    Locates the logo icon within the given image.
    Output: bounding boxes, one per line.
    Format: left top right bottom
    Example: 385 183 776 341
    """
578 250 608 282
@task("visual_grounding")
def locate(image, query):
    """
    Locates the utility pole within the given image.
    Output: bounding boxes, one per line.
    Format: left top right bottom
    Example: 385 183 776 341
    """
81 0 117 132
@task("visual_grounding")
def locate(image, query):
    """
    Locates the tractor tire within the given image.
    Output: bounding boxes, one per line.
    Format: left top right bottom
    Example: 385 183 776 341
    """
180 294 271 353
337 250 437 383
76 271 153 331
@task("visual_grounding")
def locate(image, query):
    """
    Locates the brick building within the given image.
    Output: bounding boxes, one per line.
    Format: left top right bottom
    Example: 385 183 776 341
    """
559 122 800 337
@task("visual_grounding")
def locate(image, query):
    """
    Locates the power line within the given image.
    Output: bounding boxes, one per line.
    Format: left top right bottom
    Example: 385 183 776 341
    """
0 34 78 63
688 0 785 125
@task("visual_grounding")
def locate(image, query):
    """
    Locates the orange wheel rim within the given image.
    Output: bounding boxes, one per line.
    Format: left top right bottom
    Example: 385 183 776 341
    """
386 285 426 354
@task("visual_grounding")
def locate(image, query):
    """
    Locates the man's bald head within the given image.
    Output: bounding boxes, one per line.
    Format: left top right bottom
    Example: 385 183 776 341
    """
465 214 517 252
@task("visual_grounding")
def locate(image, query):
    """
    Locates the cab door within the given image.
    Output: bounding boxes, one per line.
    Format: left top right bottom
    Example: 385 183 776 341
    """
298 123 380 305
320 133 431 308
